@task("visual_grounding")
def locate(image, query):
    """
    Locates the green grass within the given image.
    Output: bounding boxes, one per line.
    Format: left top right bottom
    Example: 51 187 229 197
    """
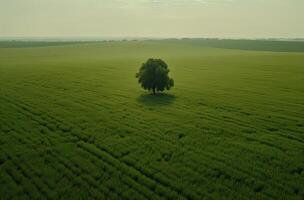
0 40 303 199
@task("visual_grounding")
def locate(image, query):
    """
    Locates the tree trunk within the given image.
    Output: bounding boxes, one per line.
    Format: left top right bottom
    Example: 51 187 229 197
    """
153 88 156 95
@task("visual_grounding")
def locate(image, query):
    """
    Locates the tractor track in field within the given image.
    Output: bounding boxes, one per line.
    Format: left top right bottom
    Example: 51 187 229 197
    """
4 125 146 200
0 92 302 199
1 149 50 199
0 95 290 199
0 102 260 200
1 95 251 198
0 96 195 199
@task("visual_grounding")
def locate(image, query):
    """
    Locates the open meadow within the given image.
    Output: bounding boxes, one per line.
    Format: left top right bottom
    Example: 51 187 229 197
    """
0 39 304 199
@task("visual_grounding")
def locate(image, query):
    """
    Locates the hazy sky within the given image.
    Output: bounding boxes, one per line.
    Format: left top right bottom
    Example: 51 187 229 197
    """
1 0 303 38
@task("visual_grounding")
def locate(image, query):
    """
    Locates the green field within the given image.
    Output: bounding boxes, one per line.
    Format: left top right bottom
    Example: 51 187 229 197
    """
0 40 303 199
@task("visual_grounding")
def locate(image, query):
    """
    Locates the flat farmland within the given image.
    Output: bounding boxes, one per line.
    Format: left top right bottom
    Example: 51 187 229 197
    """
0 40 303 199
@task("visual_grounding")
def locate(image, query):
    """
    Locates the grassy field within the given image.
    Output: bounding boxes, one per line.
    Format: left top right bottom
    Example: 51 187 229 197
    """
0 40 303 199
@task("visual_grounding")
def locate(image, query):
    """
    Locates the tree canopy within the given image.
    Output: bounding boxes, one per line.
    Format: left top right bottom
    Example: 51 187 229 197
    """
136 58 174 95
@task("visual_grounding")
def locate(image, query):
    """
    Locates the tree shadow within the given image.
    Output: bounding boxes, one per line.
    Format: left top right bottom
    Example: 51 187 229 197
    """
137 93 176 106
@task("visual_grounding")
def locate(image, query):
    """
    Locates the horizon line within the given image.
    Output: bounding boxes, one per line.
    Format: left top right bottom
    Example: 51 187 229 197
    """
1 36 304 42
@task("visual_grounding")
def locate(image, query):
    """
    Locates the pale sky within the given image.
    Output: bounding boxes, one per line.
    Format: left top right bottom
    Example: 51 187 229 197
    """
0 0 303 38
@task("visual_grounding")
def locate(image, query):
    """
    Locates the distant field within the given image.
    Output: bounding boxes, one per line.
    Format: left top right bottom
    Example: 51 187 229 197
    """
0 40 303 199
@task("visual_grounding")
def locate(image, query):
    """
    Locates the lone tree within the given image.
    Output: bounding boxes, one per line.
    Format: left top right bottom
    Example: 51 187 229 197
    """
136 58 174 95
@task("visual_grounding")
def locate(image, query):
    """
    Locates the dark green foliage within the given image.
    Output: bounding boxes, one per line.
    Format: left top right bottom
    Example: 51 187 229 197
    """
136 58 174 95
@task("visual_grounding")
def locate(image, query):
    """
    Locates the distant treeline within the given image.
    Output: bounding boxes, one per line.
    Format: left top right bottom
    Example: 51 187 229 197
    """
170 38 304 52
0 41 87 48
1 39 304 52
